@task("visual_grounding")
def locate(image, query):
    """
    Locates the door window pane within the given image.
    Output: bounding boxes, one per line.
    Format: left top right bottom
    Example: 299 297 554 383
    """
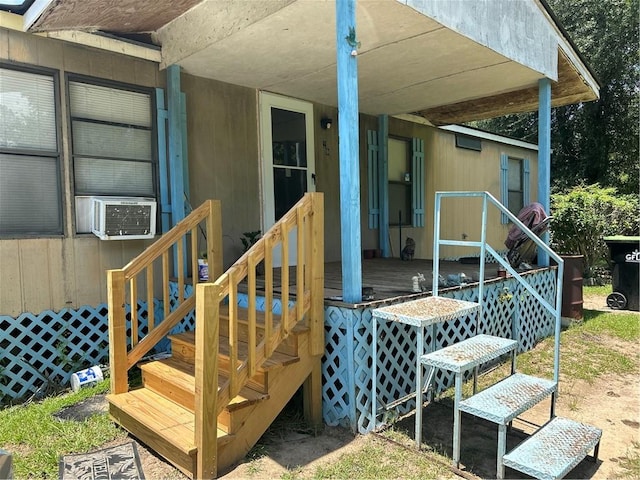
271 108 307 167
273 167 307 221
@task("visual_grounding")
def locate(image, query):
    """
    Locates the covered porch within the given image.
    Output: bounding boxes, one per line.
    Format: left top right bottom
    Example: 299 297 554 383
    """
257 257 514 304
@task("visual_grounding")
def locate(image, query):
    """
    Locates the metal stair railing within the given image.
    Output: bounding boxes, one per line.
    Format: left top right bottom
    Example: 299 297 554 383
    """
432 191 564 386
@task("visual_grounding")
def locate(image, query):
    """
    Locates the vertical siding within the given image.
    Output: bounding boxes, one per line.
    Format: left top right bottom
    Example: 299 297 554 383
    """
430 128 538 259
181 74 261 269
0 241 22 316
313 106 341 262
356 115 538 261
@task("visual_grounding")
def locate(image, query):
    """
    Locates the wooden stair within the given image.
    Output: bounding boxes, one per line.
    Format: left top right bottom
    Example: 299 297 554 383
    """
107 308 317 479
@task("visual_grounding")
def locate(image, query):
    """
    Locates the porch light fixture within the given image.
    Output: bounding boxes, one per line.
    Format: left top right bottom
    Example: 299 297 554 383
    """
320 117 332 130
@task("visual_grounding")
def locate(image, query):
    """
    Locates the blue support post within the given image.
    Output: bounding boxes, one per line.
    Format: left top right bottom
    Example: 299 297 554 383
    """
168 64 186 274
537 78 551 267
378 115 390 257
155 88 170 234
180 91 190 208
336 0 362 303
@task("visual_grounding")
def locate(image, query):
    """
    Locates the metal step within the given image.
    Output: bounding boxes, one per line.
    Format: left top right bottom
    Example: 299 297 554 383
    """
421 334 517 373
503 417 602 480
459 373 557 425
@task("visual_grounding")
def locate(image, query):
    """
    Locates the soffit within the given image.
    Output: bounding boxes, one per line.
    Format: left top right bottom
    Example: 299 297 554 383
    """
26 0 598 124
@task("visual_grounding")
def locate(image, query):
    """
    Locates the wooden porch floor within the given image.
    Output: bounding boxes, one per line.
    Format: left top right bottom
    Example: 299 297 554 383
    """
251 258 508 308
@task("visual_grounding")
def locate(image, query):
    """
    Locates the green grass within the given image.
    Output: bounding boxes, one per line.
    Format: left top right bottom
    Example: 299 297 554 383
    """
618 441 640 479
310 435 454 480
580 309 640 341
583 284 612 297
0 380 124 479
506 310 639 384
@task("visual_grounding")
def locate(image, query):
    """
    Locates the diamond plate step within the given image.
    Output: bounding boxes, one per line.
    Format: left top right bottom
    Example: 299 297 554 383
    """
503 417 602 480
421 334 517 373
459 373 557 425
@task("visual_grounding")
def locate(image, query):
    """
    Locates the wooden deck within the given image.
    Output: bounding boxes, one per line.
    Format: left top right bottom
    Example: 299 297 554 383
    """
249 258 507 307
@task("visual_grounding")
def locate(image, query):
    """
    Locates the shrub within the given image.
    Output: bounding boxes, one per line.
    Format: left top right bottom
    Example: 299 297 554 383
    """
550 184 639 277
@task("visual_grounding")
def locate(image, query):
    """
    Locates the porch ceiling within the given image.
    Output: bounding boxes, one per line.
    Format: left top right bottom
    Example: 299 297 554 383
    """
26 0 598 125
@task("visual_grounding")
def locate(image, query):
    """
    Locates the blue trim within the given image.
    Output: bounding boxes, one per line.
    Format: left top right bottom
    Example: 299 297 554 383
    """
336 0 362 303
167 64 185 230
155 88 170 234
500 153 509 224
180 91 190 210
538 78 551 266
411 137 425 227
167 65 186 274
523 158 530 207
367 130 379 229
378 115 390 257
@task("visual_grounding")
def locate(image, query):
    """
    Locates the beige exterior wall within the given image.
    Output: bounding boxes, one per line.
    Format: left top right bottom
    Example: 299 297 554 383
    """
181 74 262 269
357 116 538 261
430 127 538 259
0 28 162 316
312 105 342 262
0 28 539 316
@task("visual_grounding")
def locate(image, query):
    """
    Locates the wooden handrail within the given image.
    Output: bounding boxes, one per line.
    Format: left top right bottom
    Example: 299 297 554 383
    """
195 193 324 478
107 199 222 395
107 193 323 480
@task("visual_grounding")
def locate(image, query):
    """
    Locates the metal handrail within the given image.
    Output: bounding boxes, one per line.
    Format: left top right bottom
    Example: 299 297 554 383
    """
433 191 564 384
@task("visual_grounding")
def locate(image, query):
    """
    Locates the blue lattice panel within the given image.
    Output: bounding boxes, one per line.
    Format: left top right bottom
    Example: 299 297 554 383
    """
0 283 197 405
322 306 356 428
0 306 111 404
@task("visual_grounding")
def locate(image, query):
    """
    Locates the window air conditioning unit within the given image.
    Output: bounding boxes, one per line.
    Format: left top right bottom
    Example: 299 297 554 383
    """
91 197 157 240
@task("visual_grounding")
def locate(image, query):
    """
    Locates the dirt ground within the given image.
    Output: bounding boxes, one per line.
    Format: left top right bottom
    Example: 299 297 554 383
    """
113 293 639 480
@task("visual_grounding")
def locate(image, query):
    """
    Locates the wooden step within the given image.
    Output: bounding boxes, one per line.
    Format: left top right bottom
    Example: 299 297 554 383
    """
458 373 557 425
169 331 299 372
503 417 602 479
107 387 232 478
140 357 269 427
169 305 308 358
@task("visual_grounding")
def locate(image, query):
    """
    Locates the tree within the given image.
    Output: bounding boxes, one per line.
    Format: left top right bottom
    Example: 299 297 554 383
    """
550 184 639 276
473 0 639 194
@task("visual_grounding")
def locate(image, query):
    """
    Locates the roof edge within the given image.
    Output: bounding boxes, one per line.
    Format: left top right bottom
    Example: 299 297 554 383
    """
537 0 601 91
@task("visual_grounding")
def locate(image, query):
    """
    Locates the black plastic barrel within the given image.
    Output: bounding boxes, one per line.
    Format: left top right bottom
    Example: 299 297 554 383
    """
604 236 640 311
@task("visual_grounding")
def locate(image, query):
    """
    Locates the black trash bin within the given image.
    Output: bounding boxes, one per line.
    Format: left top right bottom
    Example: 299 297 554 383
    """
604 236 640 311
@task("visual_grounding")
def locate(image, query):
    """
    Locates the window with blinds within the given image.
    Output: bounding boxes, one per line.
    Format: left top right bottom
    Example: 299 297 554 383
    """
0 65 62 236
68 79 155 197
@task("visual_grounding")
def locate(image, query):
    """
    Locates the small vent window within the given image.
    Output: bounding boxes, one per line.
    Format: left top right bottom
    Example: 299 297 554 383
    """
455 134 482 152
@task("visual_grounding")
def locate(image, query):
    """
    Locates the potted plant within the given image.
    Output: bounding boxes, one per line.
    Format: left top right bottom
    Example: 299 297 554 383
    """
241 230 261 252
241 230 264 275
